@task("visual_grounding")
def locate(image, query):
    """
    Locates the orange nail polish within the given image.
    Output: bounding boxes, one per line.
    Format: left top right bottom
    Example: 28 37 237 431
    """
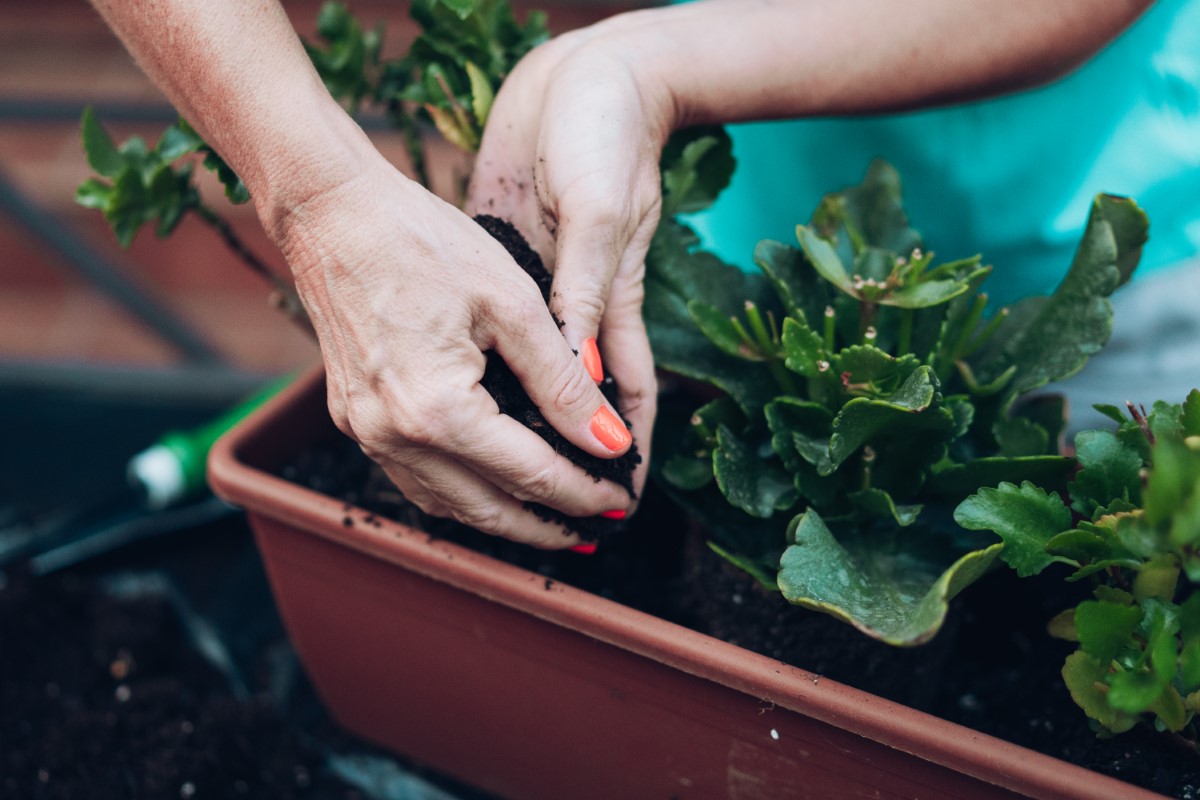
590 406 632 452
571 543 597 554
580 337 603 383
601 509 626 520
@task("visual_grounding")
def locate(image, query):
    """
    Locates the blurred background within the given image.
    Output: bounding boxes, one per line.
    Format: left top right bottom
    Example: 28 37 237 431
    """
1 0 641 376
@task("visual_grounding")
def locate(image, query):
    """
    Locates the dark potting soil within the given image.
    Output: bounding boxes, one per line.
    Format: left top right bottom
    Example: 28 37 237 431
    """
472 215 641 544
0 572 344 800
281 431 1200 799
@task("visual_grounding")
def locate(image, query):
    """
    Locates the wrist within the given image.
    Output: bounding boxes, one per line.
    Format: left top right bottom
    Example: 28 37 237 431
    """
562 10 684 144
246 92 393 245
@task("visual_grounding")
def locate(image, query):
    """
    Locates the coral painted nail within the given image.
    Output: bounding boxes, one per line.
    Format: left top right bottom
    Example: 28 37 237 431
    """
590 406 632 452
601 509 626 520
580 337 603 383
571 543 598 554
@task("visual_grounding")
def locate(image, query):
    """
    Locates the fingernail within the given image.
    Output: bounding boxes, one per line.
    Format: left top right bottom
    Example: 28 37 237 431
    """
601 509 626 520
590 406 632 452
571 543 598 554
580 337 603 383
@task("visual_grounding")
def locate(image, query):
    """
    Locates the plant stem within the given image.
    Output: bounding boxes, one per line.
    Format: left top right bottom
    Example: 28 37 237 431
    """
959 307 1009 358
897 308 914 356
949 295 987 360
194 204 314 337
859 301 878 342
745 302 774 354
746 302 799 395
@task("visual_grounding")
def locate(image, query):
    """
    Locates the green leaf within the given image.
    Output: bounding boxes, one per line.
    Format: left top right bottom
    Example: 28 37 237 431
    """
828 367 952 469
155 122 203 162
1048 609 1078 641
970 195 1148 393
1094 404 1129 425
1062 651 1138 734
883 278 972 309
849 488 922 526
645 221 779 416
1149 686 1189 732
1097 192 1150 286
464 60 494 125
1075 600 1141 664
1182 389 1200 438
813 160 921 256
778 510 1000 645
832 345 920 391
754 239 829 326
1180 641 1200 694
200 148 250 204
714 425 798 518
80 107 123 178
661 454 712 491
1046 522 1126 565
796 226 855 296
781 317 825 377
659 396 742 491
1069 429 1144 515
764 398 833 473
1141 439 1200 533
1181 593 1200 646
660 127 736 217
1133 555 1180 602
1104 657 1171 714
707 540 779 592
433 0 476 18
74 178 112 210
689 301 758 360
993 416 1049 458
953 481 1073 577
927 456 1072 504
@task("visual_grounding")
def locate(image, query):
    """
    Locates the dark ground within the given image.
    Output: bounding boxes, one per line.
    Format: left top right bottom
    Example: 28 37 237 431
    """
0 369 483 800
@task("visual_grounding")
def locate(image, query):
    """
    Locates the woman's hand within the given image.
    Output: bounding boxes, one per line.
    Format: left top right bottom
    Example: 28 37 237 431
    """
467 24 679 507
273 151 637 548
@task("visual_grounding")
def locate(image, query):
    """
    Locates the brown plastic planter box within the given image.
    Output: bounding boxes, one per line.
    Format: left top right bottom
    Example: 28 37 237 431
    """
208 367 1165 800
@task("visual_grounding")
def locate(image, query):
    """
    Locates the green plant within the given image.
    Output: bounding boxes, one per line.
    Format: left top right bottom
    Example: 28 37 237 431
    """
957 393 1200 742
75 0 546 290
646 142 1149 645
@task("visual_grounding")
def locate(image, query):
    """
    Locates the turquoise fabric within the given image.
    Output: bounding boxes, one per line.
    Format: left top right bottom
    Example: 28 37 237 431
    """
684 0 1200 307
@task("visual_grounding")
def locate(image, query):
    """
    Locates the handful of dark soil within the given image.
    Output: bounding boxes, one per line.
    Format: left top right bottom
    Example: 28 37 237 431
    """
473 215 641 543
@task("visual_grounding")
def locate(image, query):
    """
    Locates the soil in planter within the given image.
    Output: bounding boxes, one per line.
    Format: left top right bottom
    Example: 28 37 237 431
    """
282 432 1200 799
472 215 641 544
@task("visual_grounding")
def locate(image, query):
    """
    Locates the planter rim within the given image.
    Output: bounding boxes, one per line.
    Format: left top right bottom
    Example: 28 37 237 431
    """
208 366 1164 800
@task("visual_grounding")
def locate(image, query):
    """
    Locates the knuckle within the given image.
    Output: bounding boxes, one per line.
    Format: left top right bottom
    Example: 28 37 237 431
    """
452 502 505 535
551 361 597 416
387 391 455 450
481 290 548 337
512 463 562 505
556 289 606 327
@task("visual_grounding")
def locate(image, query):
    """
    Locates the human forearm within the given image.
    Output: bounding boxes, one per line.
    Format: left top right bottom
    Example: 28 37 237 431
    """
581 0 1152 129
87 0 387 237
